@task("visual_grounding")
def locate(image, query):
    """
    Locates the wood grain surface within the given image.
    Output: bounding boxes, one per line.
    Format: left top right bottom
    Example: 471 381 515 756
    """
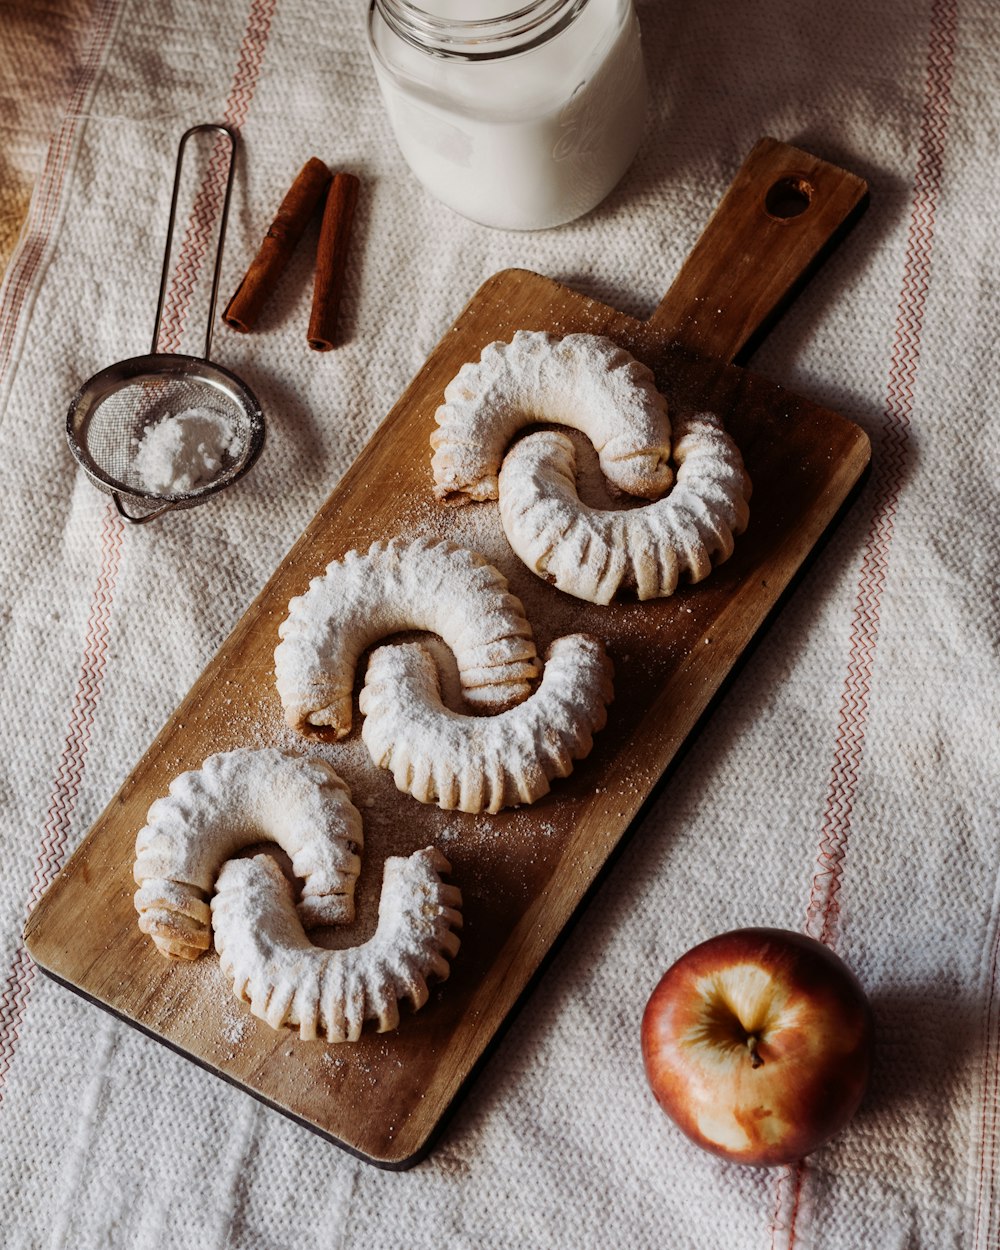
25 138 870 1168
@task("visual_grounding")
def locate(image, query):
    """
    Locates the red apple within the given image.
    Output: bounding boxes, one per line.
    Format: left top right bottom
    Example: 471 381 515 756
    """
641 927 874 1167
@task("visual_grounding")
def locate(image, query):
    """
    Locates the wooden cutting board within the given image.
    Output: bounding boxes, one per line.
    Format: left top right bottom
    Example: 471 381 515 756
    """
25 137 870 1168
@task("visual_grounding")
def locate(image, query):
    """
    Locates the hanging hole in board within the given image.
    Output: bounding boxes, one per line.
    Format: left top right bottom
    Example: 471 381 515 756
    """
764 176 813 220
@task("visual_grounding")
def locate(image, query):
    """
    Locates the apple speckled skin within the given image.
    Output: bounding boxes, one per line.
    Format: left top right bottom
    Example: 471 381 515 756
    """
640 927 875 1167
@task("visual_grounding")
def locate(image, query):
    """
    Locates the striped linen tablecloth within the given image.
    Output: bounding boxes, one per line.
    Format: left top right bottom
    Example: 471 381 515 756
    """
1 0 998 1246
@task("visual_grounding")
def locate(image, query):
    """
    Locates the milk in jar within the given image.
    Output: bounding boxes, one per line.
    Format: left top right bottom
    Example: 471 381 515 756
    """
366 0 648 231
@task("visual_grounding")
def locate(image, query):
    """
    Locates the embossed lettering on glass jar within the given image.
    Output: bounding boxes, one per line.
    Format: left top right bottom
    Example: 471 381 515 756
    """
366 0 648 231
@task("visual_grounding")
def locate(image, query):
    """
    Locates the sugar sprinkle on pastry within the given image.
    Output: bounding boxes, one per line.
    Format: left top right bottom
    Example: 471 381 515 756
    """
359 633 614 813
274 537 540 737
133 748 363 959
498 412 751 604
431 330 672 506
211 846 462 1042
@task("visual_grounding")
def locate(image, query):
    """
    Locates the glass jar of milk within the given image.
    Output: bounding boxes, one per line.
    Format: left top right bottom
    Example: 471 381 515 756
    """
366 0 648 231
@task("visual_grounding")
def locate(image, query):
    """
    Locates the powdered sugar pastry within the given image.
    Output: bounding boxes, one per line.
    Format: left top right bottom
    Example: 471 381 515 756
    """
498 413 751 604
134 748 363 959
431 331 672 505
211 847 462 1042
359 634 614 813
274 537 540 737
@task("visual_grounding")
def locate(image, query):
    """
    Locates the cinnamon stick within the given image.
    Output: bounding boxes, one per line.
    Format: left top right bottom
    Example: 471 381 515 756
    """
307 171 360 351
222 156 331 333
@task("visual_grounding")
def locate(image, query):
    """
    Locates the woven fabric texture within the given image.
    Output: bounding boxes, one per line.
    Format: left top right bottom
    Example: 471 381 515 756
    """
0 1 998 1246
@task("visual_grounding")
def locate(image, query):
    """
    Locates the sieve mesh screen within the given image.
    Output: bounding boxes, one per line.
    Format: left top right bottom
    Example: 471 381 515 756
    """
77 373 256 497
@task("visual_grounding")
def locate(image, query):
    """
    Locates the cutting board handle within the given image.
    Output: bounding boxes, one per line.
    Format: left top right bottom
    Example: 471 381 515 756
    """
648 136 868 365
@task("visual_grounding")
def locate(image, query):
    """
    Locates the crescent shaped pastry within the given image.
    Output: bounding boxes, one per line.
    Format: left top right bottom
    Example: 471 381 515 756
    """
497 413 751 605
274 537 540 737
211 847 462 1042
358 634 614 813
134 748 363 960
431 330 672 506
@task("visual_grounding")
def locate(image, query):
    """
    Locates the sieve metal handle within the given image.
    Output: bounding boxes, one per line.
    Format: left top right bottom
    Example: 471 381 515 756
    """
111 491 180 524
150 123 238 361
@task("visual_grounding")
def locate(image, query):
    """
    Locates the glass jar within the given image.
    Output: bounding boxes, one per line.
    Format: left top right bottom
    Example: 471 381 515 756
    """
366 0 648 231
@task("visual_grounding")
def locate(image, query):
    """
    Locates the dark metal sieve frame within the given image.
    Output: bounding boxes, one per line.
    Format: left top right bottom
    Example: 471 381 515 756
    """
66 124 265 524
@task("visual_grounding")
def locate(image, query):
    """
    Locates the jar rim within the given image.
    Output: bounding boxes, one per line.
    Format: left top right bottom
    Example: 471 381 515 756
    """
370 0 591 61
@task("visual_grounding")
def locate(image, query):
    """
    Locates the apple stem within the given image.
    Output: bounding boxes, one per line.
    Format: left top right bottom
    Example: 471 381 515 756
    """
746 1035 764 1069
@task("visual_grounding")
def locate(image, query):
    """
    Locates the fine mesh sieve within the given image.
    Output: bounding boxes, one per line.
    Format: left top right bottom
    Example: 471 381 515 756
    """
66 124 265 524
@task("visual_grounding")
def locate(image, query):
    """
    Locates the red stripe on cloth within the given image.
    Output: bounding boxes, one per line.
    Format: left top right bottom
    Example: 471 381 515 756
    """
770 0 957 1243
0 0 123 1102
0 950 37 1102
0 501 124 1102
29 507 125 912
156 0 277 354
155 134 237 355
2 0 279 1104
0 0 120 388
222 0 278 132
769 1161 808 1250
805 0 957 948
